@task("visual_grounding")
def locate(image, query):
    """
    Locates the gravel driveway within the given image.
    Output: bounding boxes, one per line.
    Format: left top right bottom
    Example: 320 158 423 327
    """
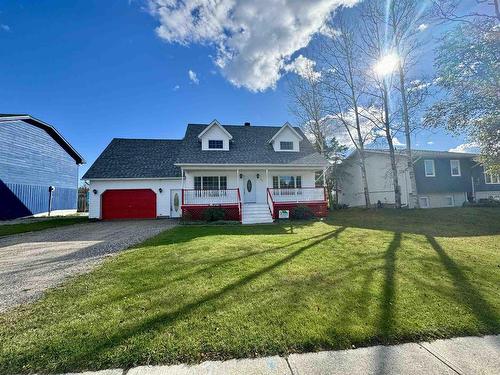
0 220 176 312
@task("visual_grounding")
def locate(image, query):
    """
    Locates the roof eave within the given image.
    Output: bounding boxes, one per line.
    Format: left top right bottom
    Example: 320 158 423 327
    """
0 115 85 164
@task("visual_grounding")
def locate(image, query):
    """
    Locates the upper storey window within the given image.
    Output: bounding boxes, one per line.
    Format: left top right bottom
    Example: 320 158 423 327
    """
424 160 435 177
208 140 224 149
450 160 461 176
269 122 303 152
198 120 232 151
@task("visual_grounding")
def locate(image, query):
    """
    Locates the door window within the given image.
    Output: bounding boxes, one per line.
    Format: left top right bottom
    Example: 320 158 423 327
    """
246 179 252 192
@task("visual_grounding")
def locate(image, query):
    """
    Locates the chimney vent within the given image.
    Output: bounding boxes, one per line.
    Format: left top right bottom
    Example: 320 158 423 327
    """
244 122 251 126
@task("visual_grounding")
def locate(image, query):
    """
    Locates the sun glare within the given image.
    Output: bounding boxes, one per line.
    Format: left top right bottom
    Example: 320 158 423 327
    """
374 53 399 77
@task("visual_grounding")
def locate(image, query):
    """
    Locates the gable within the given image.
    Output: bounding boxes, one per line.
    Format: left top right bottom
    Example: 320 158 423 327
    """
270 125 303 152
199 124 231 151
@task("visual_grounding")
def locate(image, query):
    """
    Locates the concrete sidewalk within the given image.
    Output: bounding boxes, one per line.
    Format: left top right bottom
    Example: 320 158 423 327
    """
67 335 499 375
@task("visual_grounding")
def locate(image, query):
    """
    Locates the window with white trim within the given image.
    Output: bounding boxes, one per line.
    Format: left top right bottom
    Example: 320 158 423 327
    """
194 176 227 190
208 140 224 149
450 160 461 176
485 172 500 184
419 196 430 208
424 160 435 177
445 195 454 206
280 141 294 150
272 176 302 189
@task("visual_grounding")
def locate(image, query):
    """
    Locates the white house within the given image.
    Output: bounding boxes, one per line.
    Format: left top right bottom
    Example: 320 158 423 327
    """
339 149 500 208
83 120 329 224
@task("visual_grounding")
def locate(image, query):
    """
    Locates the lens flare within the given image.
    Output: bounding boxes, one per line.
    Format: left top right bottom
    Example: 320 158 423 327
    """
374 53 399 77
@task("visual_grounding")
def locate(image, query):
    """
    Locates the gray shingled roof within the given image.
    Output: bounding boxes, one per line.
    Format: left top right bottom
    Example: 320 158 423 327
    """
176 124 328 166
82 138 182 179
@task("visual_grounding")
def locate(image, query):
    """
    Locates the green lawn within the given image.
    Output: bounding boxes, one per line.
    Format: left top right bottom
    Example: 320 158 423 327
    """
1 208 499 374
0 216 88 237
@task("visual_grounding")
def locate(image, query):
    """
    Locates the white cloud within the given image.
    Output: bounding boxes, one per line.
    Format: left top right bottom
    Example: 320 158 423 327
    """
173 84 180 91
1 24 10 32
284 55 321 81
392 137 406 147
320 107 380 149
417 23 428 32
449 142 479 153
427 141 434 145
188 69 199 84
148 0 359 92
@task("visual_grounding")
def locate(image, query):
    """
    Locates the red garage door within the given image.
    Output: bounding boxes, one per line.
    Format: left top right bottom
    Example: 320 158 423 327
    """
102 189 156 220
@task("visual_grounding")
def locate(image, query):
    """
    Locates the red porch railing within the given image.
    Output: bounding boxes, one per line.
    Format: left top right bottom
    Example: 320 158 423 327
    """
266 188 275 219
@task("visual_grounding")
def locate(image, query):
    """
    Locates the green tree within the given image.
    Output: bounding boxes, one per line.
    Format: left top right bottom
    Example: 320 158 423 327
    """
318 137 348 206
425 18 500 172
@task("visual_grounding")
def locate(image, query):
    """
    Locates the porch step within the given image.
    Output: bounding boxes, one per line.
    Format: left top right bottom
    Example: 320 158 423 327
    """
242 204 273 225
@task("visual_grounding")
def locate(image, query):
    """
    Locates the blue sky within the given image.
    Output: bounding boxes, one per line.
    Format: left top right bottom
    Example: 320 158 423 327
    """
0 0 473 178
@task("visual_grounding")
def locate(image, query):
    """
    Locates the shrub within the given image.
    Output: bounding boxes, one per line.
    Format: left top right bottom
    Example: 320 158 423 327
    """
463 199 500 208
181 210 192 222
331 203 349 210
202 206 226 222
291 205 315 220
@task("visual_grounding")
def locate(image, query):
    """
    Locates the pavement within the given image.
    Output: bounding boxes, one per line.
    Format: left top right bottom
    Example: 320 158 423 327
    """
0 219 177 312
63 335 499 375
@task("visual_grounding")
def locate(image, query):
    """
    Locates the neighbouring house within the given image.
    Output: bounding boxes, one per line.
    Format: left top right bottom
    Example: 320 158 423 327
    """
83 120 329 223
339 149 500 208
0 114 85 220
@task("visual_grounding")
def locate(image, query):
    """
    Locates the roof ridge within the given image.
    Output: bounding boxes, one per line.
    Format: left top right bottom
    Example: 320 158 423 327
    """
112 137 183 142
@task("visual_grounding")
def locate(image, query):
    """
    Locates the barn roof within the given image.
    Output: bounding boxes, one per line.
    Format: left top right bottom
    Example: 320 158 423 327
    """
0 114 85 164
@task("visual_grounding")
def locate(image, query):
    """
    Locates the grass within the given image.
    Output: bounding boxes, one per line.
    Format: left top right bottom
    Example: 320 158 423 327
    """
1 207 499 374
0 216 88 237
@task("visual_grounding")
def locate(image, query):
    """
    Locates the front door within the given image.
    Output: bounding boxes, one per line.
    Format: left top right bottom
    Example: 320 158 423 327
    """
243 175 256 203
170 189 182 218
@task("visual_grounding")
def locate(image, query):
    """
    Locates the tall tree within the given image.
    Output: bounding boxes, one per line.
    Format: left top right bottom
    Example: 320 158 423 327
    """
316 15 374 208
426 2 500 173
359 0 403 208
388 0 430 208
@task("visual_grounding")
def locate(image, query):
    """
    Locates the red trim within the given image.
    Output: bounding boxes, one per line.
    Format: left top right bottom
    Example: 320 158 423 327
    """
273 202 328 218
236 188 242 222
266 188 275 219
181 204 240 221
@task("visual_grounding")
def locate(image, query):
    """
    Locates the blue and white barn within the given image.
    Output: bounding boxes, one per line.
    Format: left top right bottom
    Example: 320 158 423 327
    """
0 114 85 220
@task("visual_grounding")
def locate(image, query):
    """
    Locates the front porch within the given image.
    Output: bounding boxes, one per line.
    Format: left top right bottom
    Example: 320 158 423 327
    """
181 186 328 222
179 167 328 222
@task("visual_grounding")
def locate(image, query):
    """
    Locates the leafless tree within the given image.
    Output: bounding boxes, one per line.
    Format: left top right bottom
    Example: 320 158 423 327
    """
287 68 328 155
314 15 375 208
358 0 403 208
431 0 500 28
386 0 432 208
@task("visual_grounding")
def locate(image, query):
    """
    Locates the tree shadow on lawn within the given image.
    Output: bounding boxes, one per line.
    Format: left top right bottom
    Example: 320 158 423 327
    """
11 227 347 371
326 207 500 237
425 235 499 332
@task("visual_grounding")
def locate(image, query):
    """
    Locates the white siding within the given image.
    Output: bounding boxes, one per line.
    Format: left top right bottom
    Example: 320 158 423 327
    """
200 125 231 151
271 126 301 152
339 152 412 207
88 179 182 219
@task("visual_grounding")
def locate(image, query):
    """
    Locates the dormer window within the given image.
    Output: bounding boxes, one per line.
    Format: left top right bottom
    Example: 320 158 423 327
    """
198 120 232 151
208 140 224 149
280 141 294 150
269 122 303 152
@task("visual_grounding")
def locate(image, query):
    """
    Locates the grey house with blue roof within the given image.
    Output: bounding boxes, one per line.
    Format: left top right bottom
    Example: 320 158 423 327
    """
339 149 500 208
83 120 329 223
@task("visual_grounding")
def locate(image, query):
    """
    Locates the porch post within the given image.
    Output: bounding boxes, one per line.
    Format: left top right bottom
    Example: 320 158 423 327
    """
266 169 269 188
181 168 184 189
